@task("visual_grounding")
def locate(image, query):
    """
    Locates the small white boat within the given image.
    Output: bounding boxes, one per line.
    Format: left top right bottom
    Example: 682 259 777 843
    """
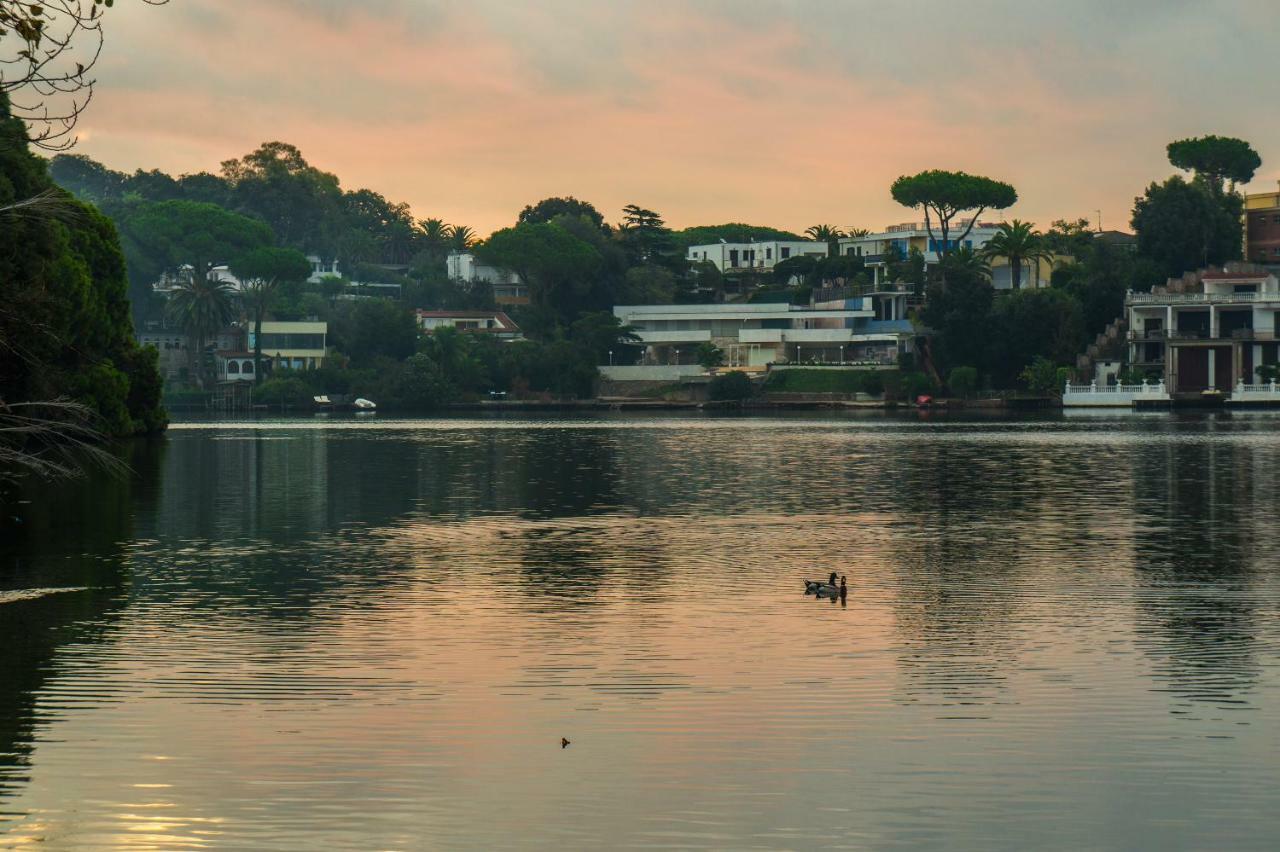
352 398 377 410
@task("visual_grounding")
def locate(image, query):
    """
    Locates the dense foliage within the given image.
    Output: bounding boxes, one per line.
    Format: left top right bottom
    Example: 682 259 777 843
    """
0 93 165 435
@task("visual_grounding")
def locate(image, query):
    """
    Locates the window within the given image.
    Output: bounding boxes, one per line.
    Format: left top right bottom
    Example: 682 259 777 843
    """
227 361 240 374
728 249 739 267
255 332 325 350
766 248 773 260
780 247 791 259
243 361 254 374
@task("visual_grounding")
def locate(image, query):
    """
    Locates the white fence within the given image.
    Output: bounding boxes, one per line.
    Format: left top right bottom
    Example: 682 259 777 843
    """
1063 380 1170 407
1233 379 1280 403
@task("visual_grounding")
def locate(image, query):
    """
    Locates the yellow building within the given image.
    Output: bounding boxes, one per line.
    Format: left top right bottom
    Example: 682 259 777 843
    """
249 321 328 371
1244 181 1280 266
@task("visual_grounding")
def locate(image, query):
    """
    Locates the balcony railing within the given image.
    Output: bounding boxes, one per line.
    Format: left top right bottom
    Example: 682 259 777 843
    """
1128 291 1270 304
1134 328 1277 341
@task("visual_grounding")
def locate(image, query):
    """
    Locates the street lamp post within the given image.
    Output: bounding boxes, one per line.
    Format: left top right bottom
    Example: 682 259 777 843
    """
674 348 680 366
608 350 613 366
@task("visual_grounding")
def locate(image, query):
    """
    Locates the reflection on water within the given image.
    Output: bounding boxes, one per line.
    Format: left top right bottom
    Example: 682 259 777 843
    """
2 414 1280 849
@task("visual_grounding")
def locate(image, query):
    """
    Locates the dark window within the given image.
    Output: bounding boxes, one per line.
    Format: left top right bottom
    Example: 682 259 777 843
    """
257 333 325 350
780 247 791 259
728 249 739 267
766 248 773 260
227 361 240 374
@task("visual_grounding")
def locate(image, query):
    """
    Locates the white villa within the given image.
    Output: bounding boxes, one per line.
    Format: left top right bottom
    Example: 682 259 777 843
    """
1127 270 1280 397
612 288 914 371
685 240 828 274
306 255 342 283
447 251 528 305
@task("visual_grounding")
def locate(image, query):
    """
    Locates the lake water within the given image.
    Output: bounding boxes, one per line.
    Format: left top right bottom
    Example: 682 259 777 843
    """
2 412 1279 850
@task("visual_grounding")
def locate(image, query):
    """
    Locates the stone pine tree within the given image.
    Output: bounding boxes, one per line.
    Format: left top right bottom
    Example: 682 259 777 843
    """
890 170 1017 262
1166 135 1261 195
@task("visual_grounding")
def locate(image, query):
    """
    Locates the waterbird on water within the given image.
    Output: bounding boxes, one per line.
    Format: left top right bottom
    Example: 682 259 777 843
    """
804 572 838 594
814 576 847 601
561 737 570 748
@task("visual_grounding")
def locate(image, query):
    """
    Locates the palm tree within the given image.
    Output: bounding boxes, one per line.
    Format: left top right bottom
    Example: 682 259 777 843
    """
845 227 871 238
805 224 846 259
165 273 237 387
942 246 992 280
420 217 451 251
448 224 477 251
239 279 277 386
981 220 1054 290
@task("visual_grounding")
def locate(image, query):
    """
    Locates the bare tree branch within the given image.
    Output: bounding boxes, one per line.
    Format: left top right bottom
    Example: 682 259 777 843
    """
0 1 168 150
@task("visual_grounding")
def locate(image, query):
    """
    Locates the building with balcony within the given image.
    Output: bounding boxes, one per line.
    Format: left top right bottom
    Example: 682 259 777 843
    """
685 240 828 274
415 310 523 340
1244 182 1280 268
1126 270 1280 395
446 252 529 305
837 222 1061 289
247 321 328 371
613 289 914 368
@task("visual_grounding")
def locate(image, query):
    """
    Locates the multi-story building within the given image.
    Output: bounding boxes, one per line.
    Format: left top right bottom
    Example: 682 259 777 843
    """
1244 182 1280 268
415 310 523 340
837 222 1060 290
248 321 328 371
613 290 914 369
446 252 529 305
1127 270 1280 395
684 240 829 274
137 326 190 381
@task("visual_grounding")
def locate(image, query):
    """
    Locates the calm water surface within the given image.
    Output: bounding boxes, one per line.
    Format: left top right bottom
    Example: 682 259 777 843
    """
2 412 1279 850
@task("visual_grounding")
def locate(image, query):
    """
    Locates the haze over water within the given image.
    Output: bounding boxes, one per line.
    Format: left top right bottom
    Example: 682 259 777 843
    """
2 413 1279 849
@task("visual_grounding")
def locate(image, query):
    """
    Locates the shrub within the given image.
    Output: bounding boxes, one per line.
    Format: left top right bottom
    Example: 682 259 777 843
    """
900 371 934 399
696 342 725 369
947 366 978 398
254 377 313 409
1019 356 1065 395
708 371 756 401
861 372 885 396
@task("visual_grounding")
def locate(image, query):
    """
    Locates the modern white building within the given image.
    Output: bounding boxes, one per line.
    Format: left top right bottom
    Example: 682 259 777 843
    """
685 240 828 274
415 310 523 340
1127 270 1280 398
613 291 914 368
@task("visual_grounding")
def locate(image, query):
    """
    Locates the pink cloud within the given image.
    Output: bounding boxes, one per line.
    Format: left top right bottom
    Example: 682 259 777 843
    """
73 1 1280 237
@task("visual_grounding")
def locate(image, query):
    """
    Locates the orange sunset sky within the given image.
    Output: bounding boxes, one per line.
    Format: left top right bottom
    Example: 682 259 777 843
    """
74 0 1280 237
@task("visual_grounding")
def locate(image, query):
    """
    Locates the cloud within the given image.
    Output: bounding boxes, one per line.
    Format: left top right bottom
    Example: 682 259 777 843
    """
73 0 1280 235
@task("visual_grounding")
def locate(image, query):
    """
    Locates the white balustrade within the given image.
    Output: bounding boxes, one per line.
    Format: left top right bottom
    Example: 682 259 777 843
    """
1232 379 1280 402
1062 379 1170 407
